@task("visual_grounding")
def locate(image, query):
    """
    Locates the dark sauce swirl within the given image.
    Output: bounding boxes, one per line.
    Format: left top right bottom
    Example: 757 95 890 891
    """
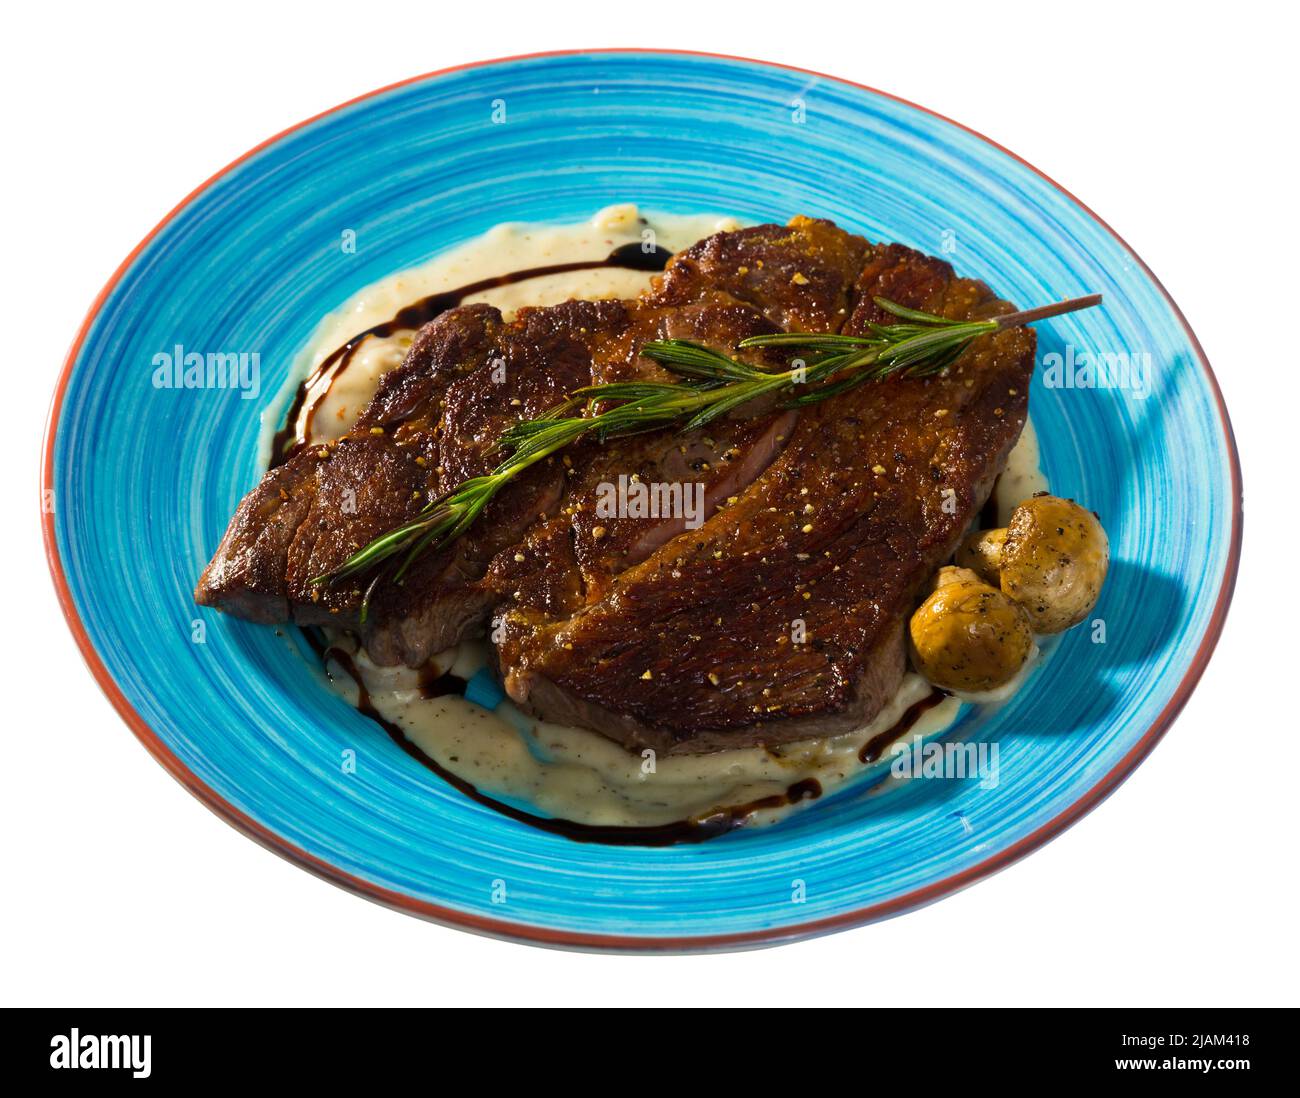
858 689 947 764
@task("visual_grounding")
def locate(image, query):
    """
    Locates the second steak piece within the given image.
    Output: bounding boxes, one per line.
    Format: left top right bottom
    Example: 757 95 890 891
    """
494 237 1036 754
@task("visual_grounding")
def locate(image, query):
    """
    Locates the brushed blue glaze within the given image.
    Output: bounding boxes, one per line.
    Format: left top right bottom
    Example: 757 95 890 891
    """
50 53 1236 945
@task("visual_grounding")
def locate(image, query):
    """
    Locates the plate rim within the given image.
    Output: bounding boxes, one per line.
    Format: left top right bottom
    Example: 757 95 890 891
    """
40 47 1243 953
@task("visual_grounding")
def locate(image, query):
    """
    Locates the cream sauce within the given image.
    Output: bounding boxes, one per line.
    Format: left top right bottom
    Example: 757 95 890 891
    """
328 635 964 830
994 418 1048 524
287 206 1052 833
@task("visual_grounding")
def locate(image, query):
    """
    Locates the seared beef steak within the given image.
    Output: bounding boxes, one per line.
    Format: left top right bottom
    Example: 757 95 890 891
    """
197 217 1034 753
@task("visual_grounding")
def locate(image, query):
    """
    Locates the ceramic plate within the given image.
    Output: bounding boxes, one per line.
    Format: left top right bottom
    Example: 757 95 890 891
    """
43 50 1240 950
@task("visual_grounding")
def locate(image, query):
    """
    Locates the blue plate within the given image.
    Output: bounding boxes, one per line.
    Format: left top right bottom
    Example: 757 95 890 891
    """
43 50 1241 950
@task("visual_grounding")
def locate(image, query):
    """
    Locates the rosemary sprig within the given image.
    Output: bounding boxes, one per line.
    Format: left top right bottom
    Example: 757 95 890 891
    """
318 292 1100 611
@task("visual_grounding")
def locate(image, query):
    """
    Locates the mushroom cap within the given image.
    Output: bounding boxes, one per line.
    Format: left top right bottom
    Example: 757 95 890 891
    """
908 567 1034 692
1000 495 1109 633
954 527 1007 586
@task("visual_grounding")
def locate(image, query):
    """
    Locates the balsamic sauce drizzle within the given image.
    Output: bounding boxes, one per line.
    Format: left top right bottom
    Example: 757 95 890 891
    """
858 689 947 764
269 242 675 466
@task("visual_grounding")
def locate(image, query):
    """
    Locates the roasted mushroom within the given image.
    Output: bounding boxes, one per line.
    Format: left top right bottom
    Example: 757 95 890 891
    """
955 495 1108 634
955 527 1007 586
908 566 1035 693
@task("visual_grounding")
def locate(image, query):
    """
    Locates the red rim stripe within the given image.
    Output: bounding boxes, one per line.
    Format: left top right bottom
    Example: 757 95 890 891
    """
40 48 1243 952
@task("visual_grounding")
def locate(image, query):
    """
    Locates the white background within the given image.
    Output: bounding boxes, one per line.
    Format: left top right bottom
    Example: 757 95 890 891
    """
4 1 1294 1007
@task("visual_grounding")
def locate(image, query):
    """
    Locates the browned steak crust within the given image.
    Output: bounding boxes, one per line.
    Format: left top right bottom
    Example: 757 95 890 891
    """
196 217 1034 754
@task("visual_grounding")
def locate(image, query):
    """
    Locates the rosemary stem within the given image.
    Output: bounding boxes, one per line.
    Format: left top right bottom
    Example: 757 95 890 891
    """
995 294 1103 329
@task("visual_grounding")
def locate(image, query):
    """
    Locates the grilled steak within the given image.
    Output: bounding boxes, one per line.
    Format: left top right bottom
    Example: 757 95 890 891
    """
197 217 1034 753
